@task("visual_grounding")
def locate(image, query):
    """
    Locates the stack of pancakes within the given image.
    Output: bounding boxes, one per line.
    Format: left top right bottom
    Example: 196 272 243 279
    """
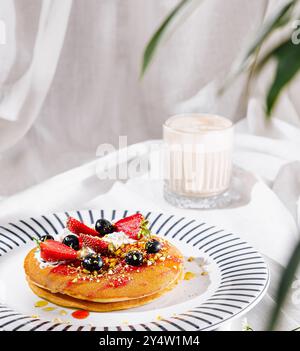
24 237 183 311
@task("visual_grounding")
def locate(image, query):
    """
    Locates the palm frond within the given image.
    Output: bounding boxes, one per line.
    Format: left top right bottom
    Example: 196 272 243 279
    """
141 0 199 76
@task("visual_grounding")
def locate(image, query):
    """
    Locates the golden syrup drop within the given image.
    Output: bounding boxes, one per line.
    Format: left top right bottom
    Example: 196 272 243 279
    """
59 310 68 316
35 300 48 308
31 315 39 319
184 271 196 280
43 307 56 312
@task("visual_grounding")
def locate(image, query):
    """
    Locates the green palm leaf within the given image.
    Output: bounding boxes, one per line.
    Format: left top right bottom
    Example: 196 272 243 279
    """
255 34 300 115
261 38 300 115
244 0 295 60
141 0 195 76
221 0 295 91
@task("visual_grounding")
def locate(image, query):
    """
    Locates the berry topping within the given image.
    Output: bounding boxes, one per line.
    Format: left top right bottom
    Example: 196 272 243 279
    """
40 234 54 242
95 219 115 236
82 254 103 272
40 240 77 262
114 213 150 240
79 234 110 253
63 235 80 251
125 251 144 266
67 217 99 236
146 239 162 254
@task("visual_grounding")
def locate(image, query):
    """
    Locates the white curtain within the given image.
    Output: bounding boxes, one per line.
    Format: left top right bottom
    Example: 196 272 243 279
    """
0 0 273 195
0 0 299 211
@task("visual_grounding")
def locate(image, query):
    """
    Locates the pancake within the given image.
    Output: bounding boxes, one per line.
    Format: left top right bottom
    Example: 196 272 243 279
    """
27 268 183 311
24 236 183 303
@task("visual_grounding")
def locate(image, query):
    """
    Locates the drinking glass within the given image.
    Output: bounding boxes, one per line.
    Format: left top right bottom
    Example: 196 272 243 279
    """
163 113 234 209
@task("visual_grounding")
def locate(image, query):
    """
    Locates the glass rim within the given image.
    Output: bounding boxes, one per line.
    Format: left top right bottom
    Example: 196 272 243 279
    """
163 113 233 135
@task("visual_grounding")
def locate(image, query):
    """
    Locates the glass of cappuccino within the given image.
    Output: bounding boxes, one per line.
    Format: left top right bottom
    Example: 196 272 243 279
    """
163 113 234 209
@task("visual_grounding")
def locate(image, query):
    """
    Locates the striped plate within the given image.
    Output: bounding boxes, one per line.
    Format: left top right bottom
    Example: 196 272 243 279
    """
0 209 269 331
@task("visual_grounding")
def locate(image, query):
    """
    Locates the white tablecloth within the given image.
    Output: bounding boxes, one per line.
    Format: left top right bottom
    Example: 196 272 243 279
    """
0 116 300 331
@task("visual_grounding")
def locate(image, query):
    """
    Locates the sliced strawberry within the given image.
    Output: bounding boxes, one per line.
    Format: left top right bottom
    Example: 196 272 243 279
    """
40 240 77 262
79 234 109 253
67 217 99 236
114 213 150 240
78 235 83 249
